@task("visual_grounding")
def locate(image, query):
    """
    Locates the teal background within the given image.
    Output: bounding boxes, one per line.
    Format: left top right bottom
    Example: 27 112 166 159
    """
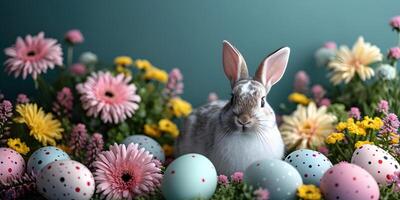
1 0 400 108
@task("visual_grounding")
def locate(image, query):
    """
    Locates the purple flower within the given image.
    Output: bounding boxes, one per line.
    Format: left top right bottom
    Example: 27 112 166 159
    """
324 41 337 50
380 113 400 135
69 123 88 155
230 171 243 183
69 63 87 75
86 133 104 169
318 98 331 107
53 87 74 118
390 16 400 31
311 84 326 101
16 94 30 104
254 188 270 200
377 100 389 113
389 47 400 60
348 107 361 120
294 71 309 93
65 29 84 44
217 175 229 186
0 100 13 124
164 68 184 97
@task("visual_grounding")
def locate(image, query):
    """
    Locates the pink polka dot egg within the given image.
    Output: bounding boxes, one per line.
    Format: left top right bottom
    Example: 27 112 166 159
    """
351 144 399 185
320 162 379 200
0 147 25 182
36 160 95 200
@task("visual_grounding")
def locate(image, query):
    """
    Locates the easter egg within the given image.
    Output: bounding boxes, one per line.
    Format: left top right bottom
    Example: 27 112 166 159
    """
162 153 217 200
0 147 25 182
351 144 399 185
320 162 379 200
284 149 332 185
122 135 165 163
244 159 303 200
36 160 95 200
28 146 70 175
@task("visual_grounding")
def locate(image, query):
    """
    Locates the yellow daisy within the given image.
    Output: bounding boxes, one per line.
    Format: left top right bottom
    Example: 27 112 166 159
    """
325 132 345 144
144 67 169 83
158 119 179 138
328 37 382 85
135 59 153 71
288 92 311 105
114 56 133 66
144 124 161 138
7 138 30 155
169 97 192 117
297 184 322 200
280 102 337 149
14 103 63 146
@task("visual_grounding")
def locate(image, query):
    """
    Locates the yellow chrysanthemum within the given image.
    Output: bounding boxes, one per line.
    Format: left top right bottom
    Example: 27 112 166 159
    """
144 124 161 138
325 132 345 144
158 119 179 138
360 116 383 130
14 103 63 146
328 36 382 85
135 59 153 70
355 140 374 148
144 67 169 83
347 120 367 136
7 138 30 155
169 97 192 117
116 65 132 77
297 184 321 200
390 133 399 144
280 102 337 149
163 144 174 156
114 56 133 66
336 121 347 132
288 92 311 105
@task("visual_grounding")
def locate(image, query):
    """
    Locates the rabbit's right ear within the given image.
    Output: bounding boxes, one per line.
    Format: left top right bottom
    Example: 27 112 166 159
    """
222 40 249 87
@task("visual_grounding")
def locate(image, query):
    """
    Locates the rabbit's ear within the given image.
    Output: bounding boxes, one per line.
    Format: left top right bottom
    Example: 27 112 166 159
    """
254 47 290 92
223 40 249 87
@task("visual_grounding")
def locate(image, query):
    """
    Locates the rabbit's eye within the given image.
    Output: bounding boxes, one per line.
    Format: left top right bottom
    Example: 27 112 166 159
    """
230 94 234 104
261 96 266 107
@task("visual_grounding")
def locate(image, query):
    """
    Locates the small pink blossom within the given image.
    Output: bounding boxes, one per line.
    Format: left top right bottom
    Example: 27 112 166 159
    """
318 98 331 107
378 100 389 113
348 107 361 120
64 29 84 44
390 16 400 30
208 92 219 102
311 84 326 101
254 188 270 200
324 41 337 49
294 71 309 93
69 63 87 75
53 87 74 117
230 171 243 183
389 47 400 59
69 123 88 154
164 68 184 97
16 94 30 104
318 146 329 156
217 175 229 186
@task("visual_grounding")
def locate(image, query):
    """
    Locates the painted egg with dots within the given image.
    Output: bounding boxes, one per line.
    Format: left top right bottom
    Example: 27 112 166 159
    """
27 146 70 175
284 149 332 185
122 135 165 163
351 144 399 185
0 147 25 182
244 159 303 200
161 153 217 200
36 160 95 200
320 162 379 200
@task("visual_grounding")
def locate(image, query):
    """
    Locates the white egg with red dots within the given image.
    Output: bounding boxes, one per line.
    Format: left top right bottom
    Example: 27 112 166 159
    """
0 147 25 182
284 149 332 185
351 144 400 185
161 153 218 200
27 146 70 175
122 135 165 163
36 160 95 200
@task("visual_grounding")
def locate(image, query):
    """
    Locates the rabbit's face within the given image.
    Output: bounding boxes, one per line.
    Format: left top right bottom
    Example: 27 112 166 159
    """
230 79 268 131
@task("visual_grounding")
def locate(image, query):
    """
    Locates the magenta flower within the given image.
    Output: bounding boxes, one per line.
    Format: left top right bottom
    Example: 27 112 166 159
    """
390 16 400 31
318 98 331 107
164 68 184 97
324 41 337 50
378 100 389 113
230 171 243 183
389 47 400 60
16 94 30 104
64 29 84 44
0 100 13 124
69 63 87 76
311 84 326 101
86 133 104 169
254 188 270 200
348 107 361 120
4 32 63 80
69 123 88 154
208 92 219 102
217 175 229 186
76 71 141 124
93 143 162 199
293 71 309 93
53 87 74 117
387 171 400 192
380 113 400 135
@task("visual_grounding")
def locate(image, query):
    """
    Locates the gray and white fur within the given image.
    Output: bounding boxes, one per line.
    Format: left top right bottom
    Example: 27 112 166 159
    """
176 40 290 176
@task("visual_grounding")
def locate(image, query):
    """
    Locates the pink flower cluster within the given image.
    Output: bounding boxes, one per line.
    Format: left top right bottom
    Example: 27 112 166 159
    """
64 29 84 44
52 87 74 118
16 94 30 104
69 123 88 154
69 63 87 76
86 133 104 169
387 171 400 192
165 68 184 97
377 100 389 113
389 47 400 60
324 41 337 49
294 71 309 93
380 113 400 135
0 100 13 124
390 16 400 31
231 171 244 183
254 188 270 200
348 107 361 120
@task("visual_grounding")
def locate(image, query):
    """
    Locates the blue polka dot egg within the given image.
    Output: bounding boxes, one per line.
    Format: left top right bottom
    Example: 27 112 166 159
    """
122 135 165 163
284 149 332 185
162 153 217 200
28 146 70 174
245 159 302 200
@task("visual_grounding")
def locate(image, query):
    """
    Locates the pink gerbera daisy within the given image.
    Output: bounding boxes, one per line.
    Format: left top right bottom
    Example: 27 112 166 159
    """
76 71 141 123
4 32 63 80
93 143 162 199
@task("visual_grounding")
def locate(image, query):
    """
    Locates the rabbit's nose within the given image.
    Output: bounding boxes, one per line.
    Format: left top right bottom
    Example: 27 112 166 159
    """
237 115 252 125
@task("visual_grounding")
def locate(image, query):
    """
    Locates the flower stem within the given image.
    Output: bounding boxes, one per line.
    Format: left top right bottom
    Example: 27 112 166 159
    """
67 46 74 67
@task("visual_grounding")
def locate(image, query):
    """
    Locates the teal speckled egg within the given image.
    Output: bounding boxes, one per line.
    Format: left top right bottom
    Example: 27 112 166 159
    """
284 149 332 185
122 135 165 163
245 159 303 200
162 153 217 200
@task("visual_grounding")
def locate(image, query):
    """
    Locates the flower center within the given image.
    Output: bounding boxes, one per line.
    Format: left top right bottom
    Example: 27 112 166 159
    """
27 50 36 57
105 91 114 98
121 172 133 183
300 121 316 136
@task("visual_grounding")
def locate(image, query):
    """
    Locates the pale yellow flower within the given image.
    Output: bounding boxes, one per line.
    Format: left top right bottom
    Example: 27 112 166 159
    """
355 140 374 148
158 119 179 138
169 97 192 117
7 138 30 155
288 92 311 105
280 102 337 149
328 37 382 85
297 184 321 200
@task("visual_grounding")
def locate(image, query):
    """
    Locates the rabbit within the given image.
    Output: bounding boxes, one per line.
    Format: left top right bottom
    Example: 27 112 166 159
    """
176 40 289 176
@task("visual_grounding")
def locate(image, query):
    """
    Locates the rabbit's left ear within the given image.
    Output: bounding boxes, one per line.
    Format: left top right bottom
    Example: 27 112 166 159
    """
254 47 290 92
223 40 249 87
